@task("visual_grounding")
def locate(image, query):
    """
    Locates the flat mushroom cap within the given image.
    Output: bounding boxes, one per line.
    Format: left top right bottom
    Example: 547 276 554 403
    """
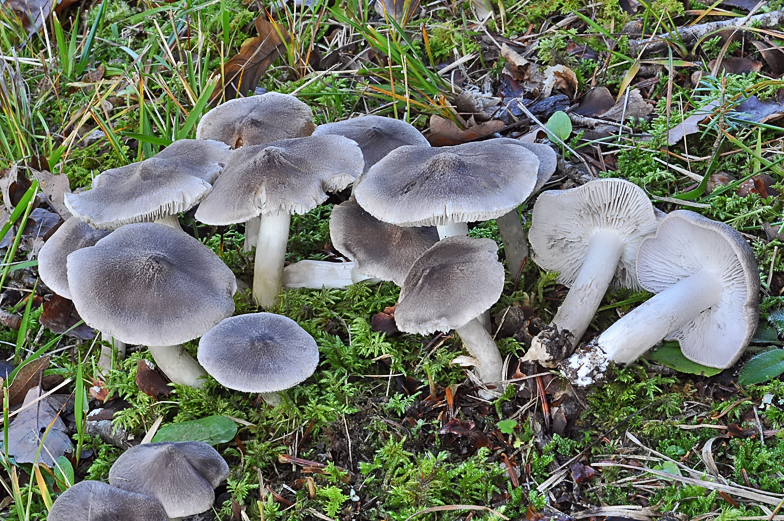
38 217 111 299
66 223 237 346
109 441 230 519
330 199 438 285
198 312 319 393
353 141 540 227
64 140 230 230
196 92 316 148
313 115 429 173
636 210 759 368
48 480 168 521
492 139 558 192
194 135 364 225
528 178 659 291
395 236 505 334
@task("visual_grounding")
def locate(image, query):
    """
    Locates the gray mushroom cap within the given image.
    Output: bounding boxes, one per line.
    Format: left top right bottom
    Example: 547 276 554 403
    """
353 141 540 227
395 236 505 334
48 480 168 521
636 210 759 367
38 217 111 299
194 135 364 225
492 139 558 192
66 223 237 346
329 199 438 285
109 441 229 519
313 115 429 173
528 178 660 291
196 92 316 148
198 312 319 393
64 139 230 230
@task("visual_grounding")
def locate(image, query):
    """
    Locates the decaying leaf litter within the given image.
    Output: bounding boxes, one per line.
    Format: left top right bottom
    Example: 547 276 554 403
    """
1 0 784 518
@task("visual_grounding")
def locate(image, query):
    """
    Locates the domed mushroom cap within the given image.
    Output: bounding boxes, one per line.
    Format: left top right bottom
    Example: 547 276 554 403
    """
196 92 316 148
492 139 558 192
109 441 229 519
64 139 231 230
48 480 168 521
529 178 659 291
313 115 429 173
198 312 319 393
330 199 438 285
66 223 237 346
38 218 111 299
395 236 505 334
194 135 364 225
353 141 540 227
636 210 759 367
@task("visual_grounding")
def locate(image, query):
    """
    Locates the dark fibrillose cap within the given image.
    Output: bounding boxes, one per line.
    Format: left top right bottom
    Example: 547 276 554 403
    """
109 441 230 519
48 480 168 521
198 312 319 393
66 223 237 346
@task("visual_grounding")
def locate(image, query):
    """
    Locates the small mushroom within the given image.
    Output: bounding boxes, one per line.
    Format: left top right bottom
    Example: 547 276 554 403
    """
313 115 429 173
525 179 659 366
66 223 237 387
561 210 759 386
48 480 168 521
395 236 506 397
109 441 229 519
194 135 364 308
64 139 230 230
198 312 319 395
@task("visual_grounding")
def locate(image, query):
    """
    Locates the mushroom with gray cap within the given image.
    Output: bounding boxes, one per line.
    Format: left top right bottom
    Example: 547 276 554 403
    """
194 135 364 308
66 223 237 387
395 235 506 397
109 441 229 519
524 178 659 366
561 210 759 386
48 480 168 521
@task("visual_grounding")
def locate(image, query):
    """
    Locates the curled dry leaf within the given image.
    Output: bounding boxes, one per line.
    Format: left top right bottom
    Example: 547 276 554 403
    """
751 40 784 77
426 115 505 146
601 89 653 122
708 57 762 75
574 87 615 117
40 294 95 340
0 165 32 212
7 388 72 466
371 305 399 335
501 44 531 82
737 174 780 198
136 359 173 398
210 17 289 103
6 355 49 406
541 65 577 99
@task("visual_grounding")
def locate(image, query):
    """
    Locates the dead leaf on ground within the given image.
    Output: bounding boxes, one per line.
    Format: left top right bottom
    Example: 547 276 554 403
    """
82 64 105 83
720 0 767 11
427 115 505 146
619 0 641 14
6 388 73 466
733 93 784 123
706 171 736 193
0 207 13 248
737 174 780 198
6 356 50 407
570 461 596 484
3 0 53 33
601 89 653 122
667 99 721 145
574 87 616 117
541 65 577 99
136 359 173 398
25 208 60 239
375 0 420 25
371 305 399 335
708 57 762 75
210 17 289 104
30 168 71 218
501 44 531 82
40 294 95 340
0 165 32 212
751 40 784 76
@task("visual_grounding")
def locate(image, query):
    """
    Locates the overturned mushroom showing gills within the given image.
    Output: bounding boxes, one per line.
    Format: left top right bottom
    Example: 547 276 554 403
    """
562 210 759 386
48 480 168 521
198 312 319 393
195 135 364 308
66 223 237 387
313 115 429 173
196 92 316 148
64 139 230 230
395 236 505 397
109 441 230 519
525 179 659 366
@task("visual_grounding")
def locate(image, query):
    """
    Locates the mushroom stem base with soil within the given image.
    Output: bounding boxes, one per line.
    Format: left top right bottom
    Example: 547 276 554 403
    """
453 318 505 397
253 211 291 309
147 344 208 388
560 268 720 386
496 209 528 281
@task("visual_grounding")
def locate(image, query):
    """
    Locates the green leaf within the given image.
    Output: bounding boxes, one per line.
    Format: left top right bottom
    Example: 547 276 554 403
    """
496 419 517 436
739 349 784 386
546 111 572 143
152 415 237 446
54 455 75 490
753 323 780 344
645 343 723 377
769 309 784 334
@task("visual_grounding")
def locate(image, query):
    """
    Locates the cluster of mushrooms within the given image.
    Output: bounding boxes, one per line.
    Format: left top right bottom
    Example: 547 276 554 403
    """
37 91 760 403
49 441 229 520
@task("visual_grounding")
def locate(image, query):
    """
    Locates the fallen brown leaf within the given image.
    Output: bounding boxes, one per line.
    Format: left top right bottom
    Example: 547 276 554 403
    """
574 87 616 117
371 305 399 335
135 359 173 398
3 0 54 33
737 174 779 198
7 388 72 466
601 88 653 122
570 461 596 484
0 165 32 212
751 40 784 77
501 44 531 82
541 65 577 100
6 355 49 406
210 17 289 104
427 115 505 146
734 92 784 124
40 294 95 340
708 57 762 75
667 99 721 145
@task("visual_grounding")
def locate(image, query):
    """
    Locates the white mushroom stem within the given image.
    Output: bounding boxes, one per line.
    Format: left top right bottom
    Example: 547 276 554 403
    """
98 332 126 375
454 318 504 388
154 214 183 231
253 210 291 309
437 221 469 239
282 260 378 289
496 210 528 280
564 269 721 386
147 345 208 388
244 216 261 252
